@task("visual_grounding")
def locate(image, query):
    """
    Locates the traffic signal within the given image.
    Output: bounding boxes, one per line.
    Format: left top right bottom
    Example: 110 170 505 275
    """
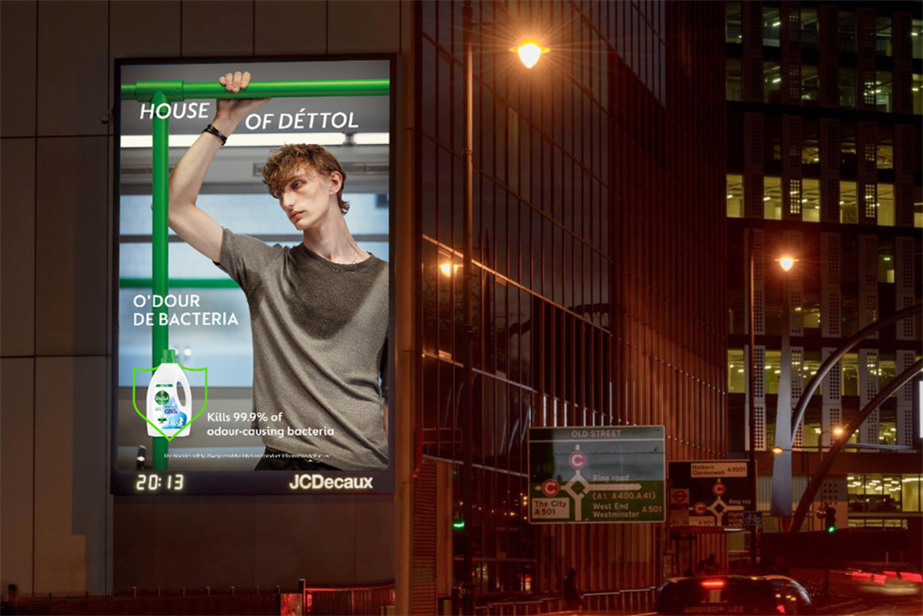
824 506 836 533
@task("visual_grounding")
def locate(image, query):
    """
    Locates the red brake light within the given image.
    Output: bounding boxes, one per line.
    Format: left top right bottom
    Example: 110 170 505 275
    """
701 579 726 589
775 604 786 614
901 572 922 583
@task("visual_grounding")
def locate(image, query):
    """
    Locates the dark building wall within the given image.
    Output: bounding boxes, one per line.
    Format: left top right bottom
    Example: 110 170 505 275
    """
0 0 409 594
610 0 729 579
414 0 728 598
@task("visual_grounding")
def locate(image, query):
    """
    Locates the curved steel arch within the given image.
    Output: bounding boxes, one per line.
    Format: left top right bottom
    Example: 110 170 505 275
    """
789 358 923 533
789 304 921 441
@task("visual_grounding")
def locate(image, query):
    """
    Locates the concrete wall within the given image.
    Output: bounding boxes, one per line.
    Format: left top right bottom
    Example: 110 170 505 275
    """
1 0 406 593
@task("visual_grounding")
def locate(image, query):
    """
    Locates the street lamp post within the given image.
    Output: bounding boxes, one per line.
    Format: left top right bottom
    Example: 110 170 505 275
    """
459 4 548 610
747 229 757 569
461 3 476 613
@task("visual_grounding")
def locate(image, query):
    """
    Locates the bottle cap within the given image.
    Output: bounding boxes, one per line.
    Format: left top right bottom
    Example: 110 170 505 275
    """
161 349 177 364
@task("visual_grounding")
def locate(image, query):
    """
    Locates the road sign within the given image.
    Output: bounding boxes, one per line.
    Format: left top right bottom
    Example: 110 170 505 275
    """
669 460 754 529
528 426 665 524
541 479 560 497
670 489 689 506
568 451 587 469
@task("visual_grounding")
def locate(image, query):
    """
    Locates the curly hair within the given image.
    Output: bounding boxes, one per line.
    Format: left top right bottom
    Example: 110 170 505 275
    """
261 144 350 215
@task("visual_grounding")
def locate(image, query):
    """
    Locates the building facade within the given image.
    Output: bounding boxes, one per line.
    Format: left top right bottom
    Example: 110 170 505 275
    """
1 0 728 610
412 1 727 609
724 1 923 533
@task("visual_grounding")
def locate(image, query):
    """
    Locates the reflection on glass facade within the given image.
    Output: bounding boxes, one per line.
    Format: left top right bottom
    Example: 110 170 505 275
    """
419 0 727 597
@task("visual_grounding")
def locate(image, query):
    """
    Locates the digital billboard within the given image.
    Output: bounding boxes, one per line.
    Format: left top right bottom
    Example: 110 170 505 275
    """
112 57 394 494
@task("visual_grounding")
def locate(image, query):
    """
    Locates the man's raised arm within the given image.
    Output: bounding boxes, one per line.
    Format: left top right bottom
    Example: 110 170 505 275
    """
153 71 269 263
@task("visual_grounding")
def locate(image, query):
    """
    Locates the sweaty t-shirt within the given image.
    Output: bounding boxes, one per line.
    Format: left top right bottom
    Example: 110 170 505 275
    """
213 227 389 471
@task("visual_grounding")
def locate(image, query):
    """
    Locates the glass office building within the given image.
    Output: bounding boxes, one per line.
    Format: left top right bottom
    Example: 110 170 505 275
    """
414 1 727 604
725 1 922 531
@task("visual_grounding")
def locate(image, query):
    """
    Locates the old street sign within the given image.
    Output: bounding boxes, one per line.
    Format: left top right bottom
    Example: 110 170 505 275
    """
528 426 665 524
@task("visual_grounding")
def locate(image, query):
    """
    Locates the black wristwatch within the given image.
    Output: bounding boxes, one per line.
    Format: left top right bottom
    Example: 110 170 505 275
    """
203 123 228 146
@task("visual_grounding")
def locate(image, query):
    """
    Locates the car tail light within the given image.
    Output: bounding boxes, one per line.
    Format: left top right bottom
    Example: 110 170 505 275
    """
775 604 786 614
701 580 726 589
901 572 922 584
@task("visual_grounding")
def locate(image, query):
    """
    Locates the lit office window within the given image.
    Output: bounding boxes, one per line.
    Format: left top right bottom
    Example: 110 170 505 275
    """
764 177 782 220
727 59 742 101
839 181 859 224
727 1 742 43
764 62 782 103
913 20 923 60
913 74 922 115
875 17 892 57
801 65 819 103
763 7 781 48
728 349 745 393
802 178 820 222
727 175 744 218
877 184 895 227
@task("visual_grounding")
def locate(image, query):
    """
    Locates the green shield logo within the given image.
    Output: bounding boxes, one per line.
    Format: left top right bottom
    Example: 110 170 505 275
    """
132 363 209 441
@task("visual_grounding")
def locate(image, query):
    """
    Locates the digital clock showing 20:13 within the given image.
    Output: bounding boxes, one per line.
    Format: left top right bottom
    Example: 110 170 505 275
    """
135 473 185 491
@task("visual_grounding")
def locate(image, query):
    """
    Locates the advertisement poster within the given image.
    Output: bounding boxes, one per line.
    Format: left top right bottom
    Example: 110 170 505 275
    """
113 58 394 494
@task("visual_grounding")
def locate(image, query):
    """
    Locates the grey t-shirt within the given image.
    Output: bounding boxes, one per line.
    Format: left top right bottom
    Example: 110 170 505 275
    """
214 227 389 471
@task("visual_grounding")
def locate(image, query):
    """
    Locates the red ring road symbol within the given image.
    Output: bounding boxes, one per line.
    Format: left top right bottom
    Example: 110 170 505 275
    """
541 479 560 497
693 502 708 515
568 452 587 469
713 482 727 496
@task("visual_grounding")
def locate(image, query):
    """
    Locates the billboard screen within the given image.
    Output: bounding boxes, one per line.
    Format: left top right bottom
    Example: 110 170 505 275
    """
112 57 394 494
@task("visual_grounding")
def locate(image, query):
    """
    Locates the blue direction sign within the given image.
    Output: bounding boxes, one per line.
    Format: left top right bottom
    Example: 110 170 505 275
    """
742 511 762 527
528 426 665 524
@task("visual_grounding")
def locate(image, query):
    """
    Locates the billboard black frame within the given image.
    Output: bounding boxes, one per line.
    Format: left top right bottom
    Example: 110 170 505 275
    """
110 53 397 496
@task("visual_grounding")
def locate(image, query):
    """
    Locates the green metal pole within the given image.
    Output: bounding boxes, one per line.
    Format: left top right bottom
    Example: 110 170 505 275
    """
121 79 390 102
119 78 391 471
151 90 169 470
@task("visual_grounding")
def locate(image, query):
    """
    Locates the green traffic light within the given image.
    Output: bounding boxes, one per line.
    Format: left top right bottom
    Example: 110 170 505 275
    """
453 519 465 530
827 526 836 533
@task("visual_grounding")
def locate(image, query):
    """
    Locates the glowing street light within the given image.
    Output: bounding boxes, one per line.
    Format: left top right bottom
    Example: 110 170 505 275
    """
777 256 798 272
510 39 550 69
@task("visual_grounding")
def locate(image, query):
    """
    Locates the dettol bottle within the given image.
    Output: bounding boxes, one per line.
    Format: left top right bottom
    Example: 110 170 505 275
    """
146 349 192 437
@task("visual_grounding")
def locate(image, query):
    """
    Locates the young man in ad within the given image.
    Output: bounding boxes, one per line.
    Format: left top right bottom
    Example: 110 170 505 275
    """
164 71 389 471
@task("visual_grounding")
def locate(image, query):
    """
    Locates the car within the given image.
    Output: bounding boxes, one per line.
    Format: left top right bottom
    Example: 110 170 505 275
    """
840 562 922 597
653 575 816 615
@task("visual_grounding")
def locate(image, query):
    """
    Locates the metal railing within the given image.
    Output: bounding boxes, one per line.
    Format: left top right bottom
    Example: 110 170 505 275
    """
0 583 398 616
